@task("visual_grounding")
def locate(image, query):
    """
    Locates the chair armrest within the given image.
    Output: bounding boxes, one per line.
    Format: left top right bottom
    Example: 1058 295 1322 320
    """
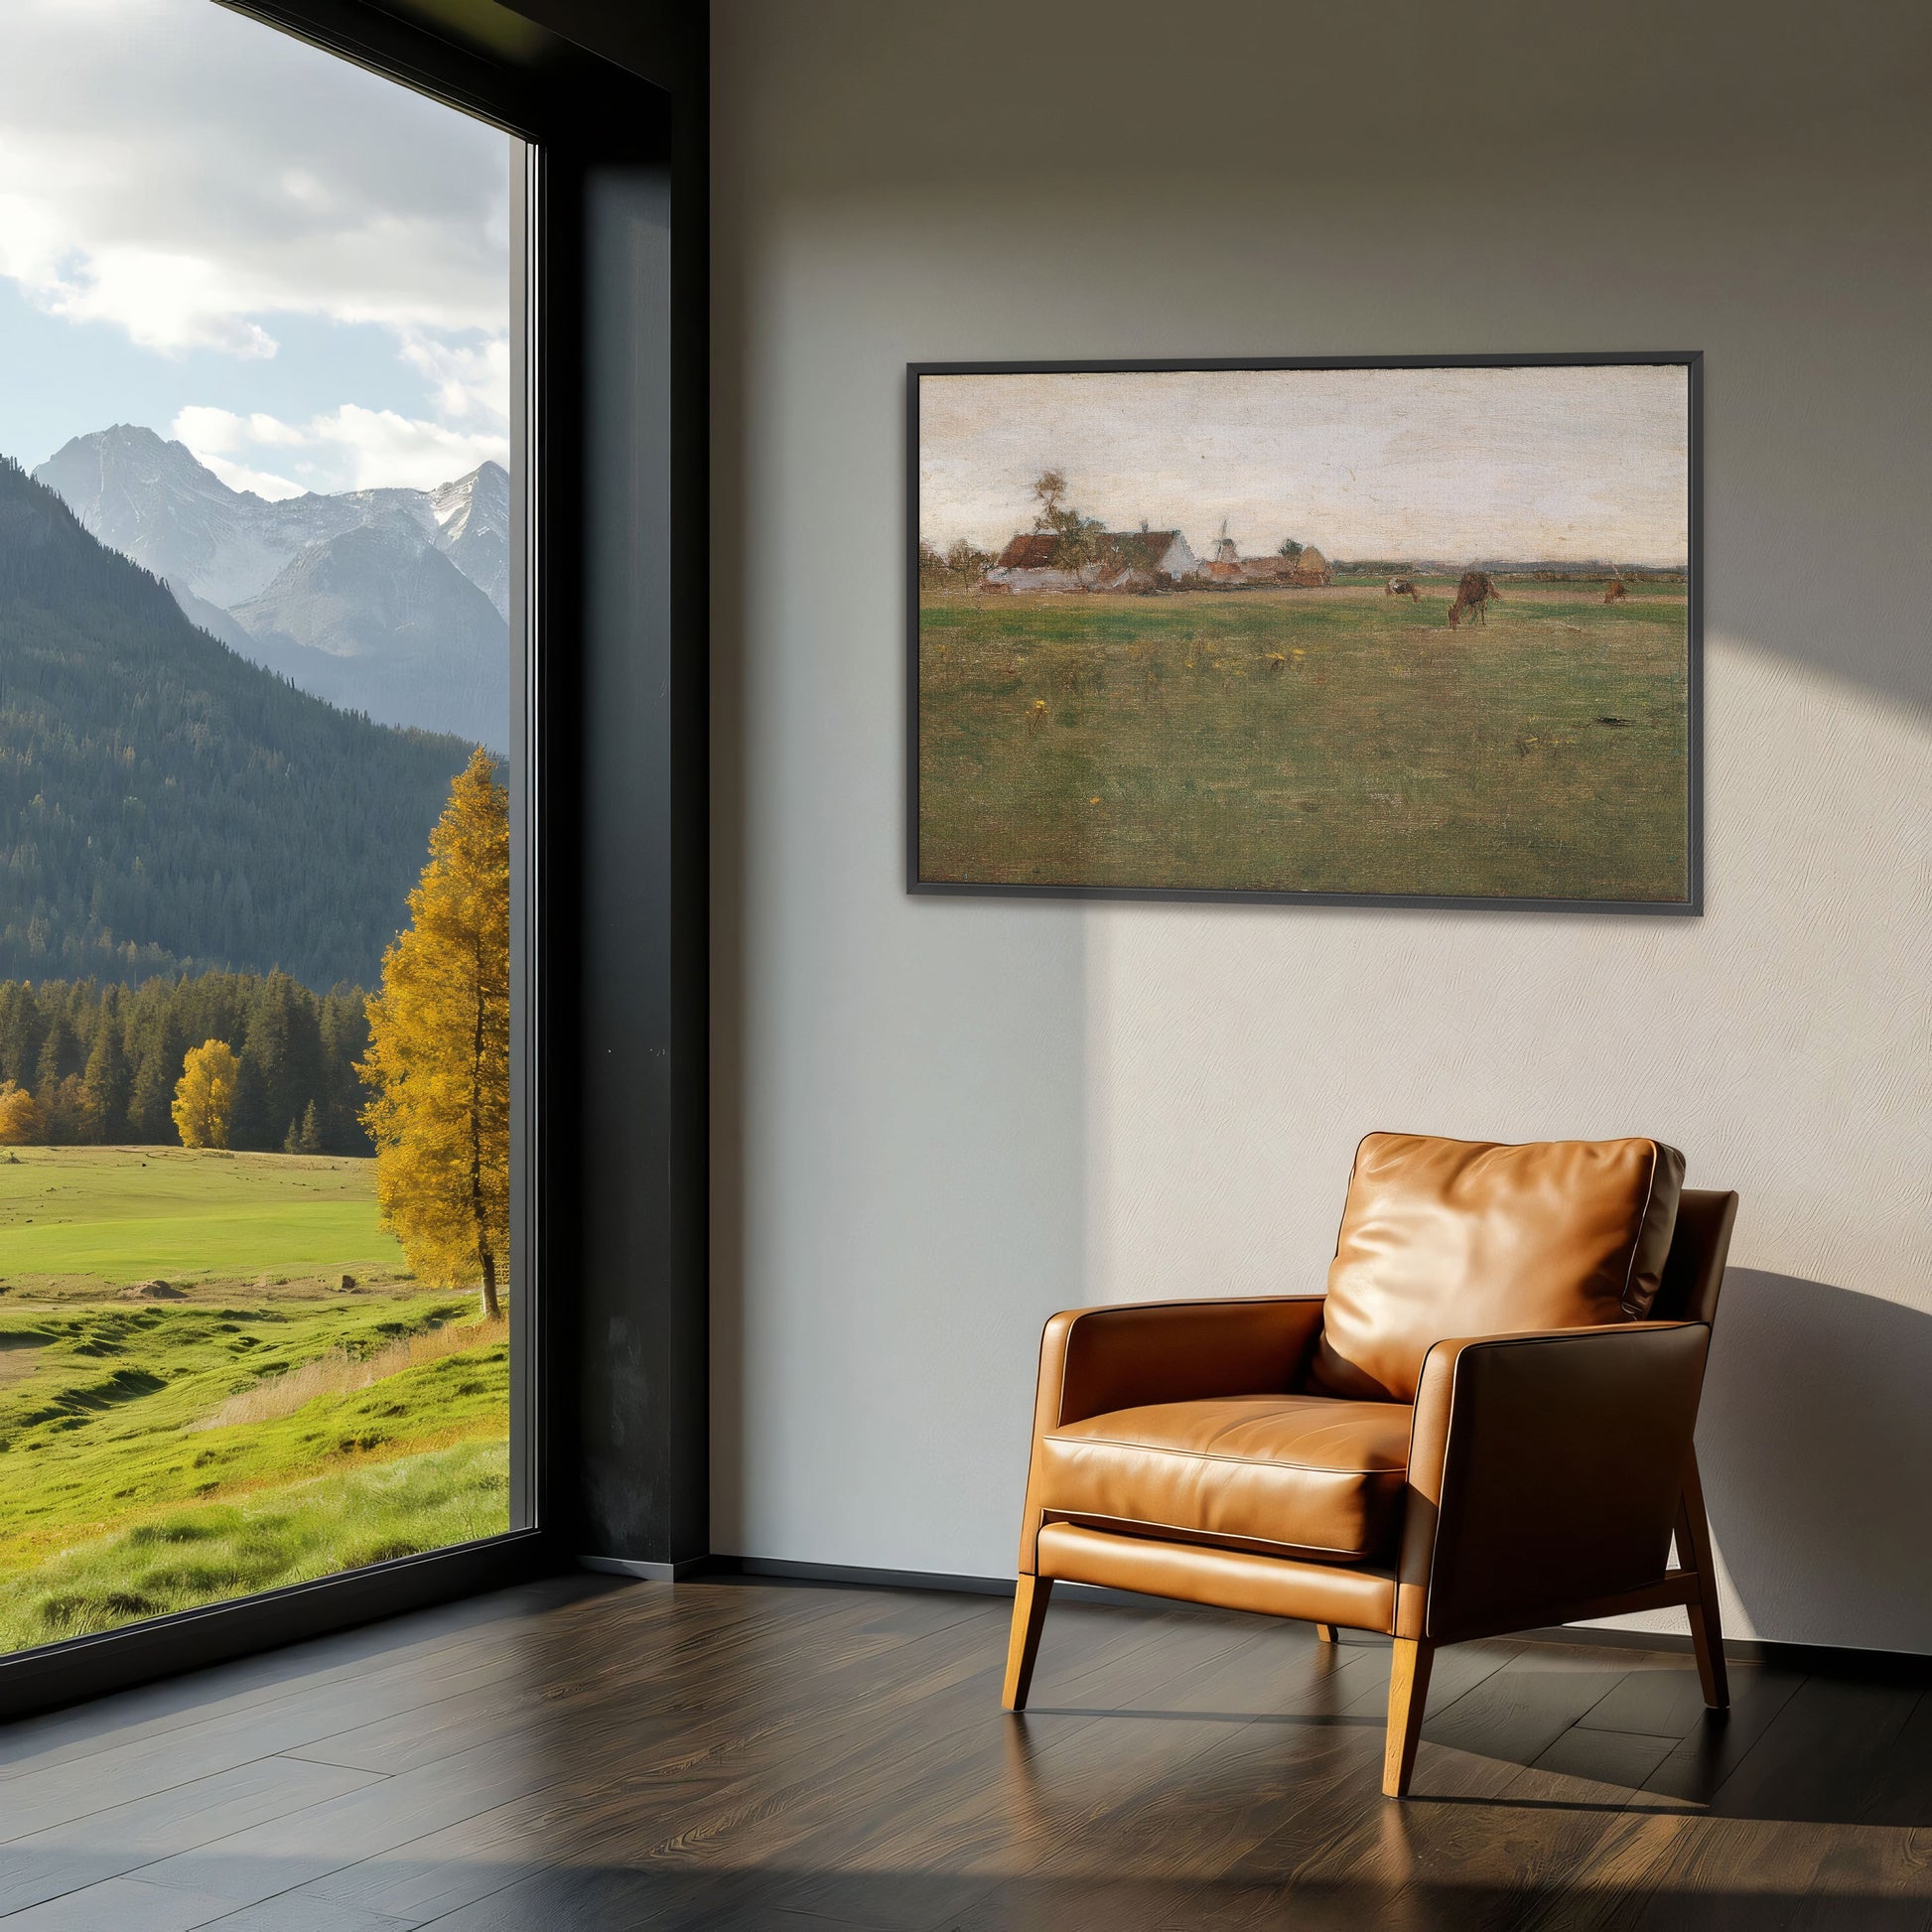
1033 1298 1327 1435
1016 1298 1325 1575
1396 1321 1710 1641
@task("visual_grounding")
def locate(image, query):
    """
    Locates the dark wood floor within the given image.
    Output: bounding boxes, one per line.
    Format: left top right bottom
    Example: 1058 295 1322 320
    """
1 1575 1928 1930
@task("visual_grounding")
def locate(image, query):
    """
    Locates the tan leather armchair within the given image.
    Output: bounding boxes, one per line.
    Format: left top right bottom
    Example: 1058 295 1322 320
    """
1003 1134 1737 1799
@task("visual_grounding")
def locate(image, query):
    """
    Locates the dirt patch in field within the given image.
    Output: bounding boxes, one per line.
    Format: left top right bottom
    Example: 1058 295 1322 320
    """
0 1334 49 1388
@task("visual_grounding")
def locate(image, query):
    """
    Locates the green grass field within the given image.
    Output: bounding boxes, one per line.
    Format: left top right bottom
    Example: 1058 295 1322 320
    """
0 1145 406 1289
918 582 1690 901
0 1149 508 1651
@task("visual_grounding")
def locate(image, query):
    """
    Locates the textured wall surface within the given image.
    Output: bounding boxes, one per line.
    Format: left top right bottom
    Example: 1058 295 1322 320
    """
711 0 1931 1649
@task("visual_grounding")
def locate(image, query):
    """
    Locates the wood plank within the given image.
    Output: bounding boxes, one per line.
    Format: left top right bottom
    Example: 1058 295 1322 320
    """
1574 1652 1790 1746
3 1573 1929 1932
0 1875 249 1932
191 1895 423 1930
1524 1683 1932 1932
1526 1725 1680 1795
1703 1676 1918 1823
297 1648 1141 1927
408 1602 1288 1929
123 1594 924 1909
0 1578 610 1781
0 1756 384 1918
1266 1643 1649 1930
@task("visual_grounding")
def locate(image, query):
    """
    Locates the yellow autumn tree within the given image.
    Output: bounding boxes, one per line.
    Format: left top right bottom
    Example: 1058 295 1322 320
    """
0 1079 42 1146
358 749 510 1318
172 1040 239 1149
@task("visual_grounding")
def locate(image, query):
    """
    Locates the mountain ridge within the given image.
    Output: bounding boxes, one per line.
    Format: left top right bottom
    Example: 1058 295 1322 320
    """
0 455 476 990
34 428 510 748
231 514 509 748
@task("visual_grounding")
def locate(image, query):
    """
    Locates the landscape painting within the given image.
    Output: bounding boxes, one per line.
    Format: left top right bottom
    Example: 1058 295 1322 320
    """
911 357 1698 908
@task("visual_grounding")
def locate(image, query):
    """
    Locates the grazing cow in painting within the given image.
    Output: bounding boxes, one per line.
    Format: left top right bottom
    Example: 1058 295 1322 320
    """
1386 577 1421 602
1447 571 1501 629
1603 579 1628 604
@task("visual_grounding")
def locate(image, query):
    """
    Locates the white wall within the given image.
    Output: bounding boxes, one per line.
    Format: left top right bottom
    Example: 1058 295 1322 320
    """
711 0 1932 1651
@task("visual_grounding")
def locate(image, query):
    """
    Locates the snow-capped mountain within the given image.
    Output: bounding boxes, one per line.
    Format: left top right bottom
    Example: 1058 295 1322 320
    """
232 514 509 751
33 426 510 746
430 460 510 618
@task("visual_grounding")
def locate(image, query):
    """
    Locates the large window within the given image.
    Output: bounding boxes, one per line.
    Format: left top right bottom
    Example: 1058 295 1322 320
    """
0 0 527 1652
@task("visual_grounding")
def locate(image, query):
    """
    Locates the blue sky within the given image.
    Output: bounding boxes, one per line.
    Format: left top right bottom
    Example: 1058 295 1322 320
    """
0 0 512 495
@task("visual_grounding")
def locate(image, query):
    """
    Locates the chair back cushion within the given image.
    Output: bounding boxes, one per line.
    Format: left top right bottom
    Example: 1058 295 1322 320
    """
1306 1133 1686 1403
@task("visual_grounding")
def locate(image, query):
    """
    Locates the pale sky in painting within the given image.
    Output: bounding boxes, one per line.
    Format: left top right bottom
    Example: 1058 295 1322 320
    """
918 364 1690 566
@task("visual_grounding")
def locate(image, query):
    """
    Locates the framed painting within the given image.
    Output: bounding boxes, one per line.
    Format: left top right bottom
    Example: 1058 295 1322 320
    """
906 353 1702 912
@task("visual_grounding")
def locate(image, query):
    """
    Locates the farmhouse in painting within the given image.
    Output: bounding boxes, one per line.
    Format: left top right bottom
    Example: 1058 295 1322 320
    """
1104 527 1199 585
1208 540 1337 588
984 526 1200 592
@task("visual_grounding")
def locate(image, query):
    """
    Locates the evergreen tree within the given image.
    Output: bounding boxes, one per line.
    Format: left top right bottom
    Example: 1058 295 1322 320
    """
320 987 373 1154
80 1016 130 1141
127 1032 184 1143
358 750 510 1318
0 982 42 1086
0 969 371 1151
35 1014 81 1092
229 1036 271 1152
38 1074 85 1145
297 1100 325 1156
0 457 478 987
240 972 322 1152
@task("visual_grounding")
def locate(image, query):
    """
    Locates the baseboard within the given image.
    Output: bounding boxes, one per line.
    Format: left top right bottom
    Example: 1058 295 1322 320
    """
697 1554 1015 1596
578 1554 711 1583
688 1554 1932 1678
0 1528 553 1724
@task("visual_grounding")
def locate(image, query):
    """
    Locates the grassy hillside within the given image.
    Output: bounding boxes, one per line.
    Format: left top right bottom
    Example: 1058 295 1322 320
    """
0 1442 508 1651
917 582 1690 902
0 1146 403 1287
0 1148 508 1650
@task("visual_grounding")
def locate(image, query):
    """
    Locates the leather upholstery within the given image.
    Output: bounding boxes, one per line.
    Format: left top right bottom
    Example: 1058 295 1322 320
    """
1018 1298 1325 1573
1012 1159 1734 1655
1036 1394 1411 1564
1397 1319 1710 1639
1650 1189 1737 1326
1308 1133 1687 1403
1036 1523 1398 1632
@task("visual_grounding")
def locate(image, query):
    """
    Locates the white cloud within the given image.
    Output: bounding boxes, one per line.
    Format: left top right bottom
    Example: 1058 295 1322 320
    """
2 0 511 491
310 404 508 491
172 402 507 498
199 455 310 500
0 0 510 354
398 333 510 425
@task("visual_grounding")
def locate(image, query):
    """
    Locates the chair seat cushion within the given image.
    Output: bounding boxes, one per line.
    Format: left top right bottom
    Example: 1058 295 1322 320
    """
1035 1394 1412 1564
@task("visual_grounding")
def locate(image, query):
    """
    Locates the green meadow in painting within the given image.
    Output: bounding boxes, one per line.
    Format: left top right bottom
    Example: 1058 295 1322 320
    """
913 363 1694 904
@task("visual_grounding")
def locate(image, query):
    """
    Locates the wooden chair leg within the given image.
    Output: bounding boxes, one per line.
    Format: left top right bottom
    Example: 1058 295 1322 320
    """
1382 1638 1434 1799
1313 1623 1338 1644
1003 1575 1053 1712
1677 1448 1729 1710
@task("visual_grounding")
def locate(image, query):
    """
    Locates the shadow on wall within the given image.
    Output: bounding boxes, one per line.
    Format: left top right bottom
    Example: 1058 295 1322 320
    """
1701 1270 1932 1657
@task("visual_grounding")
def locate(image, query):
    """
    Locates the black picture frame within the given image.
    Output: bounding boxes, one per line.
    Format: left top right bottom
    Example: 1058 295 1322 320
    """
906 351 1704 916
